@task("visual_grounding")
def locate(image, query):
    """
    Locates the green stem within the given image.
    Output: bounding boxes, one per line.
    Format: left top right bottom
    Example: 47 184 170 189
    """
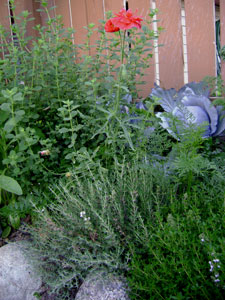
115 30 127 113
121 30 126 65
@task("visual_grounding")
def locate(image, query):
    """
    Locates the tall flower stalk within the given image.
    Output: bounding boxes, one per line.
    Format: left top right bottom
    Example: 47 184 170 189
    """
104 8 143 115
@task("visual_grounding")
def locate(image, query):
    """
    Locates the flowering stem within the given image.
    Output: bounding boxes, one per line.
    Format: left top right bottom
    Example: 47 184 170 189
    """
121 30 126 65
115 30 127 114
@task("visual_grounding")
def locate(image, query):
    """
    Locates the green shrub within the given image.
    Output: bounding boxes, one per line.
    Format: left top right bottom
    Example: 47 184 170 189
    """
24 160 174 298
0 3 158 232
127 177 225 300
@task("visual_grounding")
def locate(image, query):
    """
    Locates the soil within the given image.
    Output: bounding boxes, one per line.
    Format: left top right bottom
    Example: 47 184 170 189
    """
0 215 32 248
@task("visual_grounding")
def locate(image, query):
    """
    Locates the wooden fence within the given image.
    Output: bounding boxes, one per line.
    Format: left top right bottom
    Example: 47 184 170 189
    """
0 0 225 98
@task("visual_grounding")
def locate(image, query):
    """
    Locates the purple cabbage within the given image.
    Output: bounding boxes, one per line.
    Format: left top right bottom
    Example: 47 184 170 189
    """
150 82 225 138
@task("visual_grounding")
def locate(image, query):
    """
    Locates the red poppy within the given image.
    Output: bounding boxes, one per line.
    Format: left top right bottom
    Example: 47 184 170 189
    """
111 8 143 30
105 19 120 32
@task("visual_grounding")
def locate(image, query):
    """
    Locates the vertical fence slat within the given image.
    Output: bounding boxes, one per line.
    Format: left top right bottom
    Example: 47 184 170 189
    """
128 0 151 18
104 0 125 14
185 0 216 82
129 0 155 98
0 0 10 29
32 1 42 29
70 0 88 45
220 0 225 82
13 0 38 37
156 0 184 89
0 0 10 59
85 0 104 54
54 0 71 28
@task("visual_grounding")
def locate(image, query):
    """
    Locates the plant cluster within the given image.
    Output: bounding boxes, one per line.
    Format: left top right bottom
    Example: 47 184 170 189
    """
0 2 224 300
0 3 158 235
25 149 225 299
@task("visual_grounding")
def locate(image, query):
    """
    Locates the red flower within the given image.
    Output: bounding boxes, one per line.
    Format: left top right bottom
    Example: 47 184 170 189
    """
111 8 143 30
105 19 120 32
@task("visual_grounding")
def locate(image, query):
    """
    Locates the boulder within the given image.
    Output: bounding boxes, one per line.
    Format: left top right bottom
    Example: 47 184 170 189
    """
0 242 41 300
75 270 130 300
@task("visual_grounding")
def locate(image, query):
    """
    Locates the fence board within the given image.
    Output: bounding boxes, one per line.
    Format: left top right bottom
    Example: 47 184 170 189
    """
55 0 71 28
129 0 155 98
0 0 10 59
221 0 225 82
156 0 184 90
38 0 56 26
13 0 38 37
185 0 216 82
70 0 88 46
104 0 125 15
85 0 104 54
0 0 10 29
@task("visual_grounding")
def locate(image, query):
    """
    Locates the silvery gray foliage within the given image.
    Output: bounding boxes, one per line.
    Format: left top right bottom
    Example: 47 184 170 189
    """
150 82 225 139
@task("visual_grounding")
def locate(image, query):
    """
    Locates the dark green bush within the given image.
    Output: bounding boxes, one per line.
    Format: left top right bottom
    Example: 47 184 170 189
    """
127 177 225 300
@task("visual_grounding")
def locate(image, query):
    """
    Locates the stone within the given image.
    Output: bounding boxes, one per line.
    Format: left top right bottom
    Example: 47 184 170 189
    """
75 270 130 300
0 242 42 300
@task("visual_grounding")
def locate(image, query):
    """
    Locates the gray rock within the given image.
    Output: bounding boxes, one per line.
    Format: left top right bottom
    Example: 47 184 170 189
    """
0 242 41 300
75 270 130 300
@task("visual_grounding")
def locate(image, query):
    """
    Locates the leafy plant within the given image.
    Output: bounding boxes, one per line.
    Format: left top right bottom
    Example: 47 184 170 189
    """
0 173 23 237
23 160 174 298
128 175 225 300
0 175 22 197
0 3 158 231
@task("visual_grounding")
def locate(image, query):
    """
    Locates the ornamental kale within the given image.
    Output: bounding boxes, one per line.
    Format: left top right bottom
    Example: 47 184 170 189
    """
150 82 225 139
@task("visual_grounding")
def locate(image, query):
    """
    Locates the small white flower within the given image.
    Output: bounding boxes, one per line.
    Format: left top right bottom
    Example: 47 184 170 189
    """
215 274 219 278
80 211 86 218
214 279 220 283
213 259 220 263
217 265 221 268
201 238 205 242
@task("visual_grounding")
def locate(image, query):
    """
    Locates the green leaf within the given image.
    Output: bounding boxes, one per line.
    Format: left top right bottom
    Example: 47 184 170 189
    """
1 90 11 99
0 175 23 195
0 110 9 124
116 117 134 151
65 153 75 160
34 86 42 91
9 214 20 229
3 118 16 133
0 103 11 112
15 110 25 117
59 127 70 133
13 92 23 101
19 141 28 151
2 226 11 238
